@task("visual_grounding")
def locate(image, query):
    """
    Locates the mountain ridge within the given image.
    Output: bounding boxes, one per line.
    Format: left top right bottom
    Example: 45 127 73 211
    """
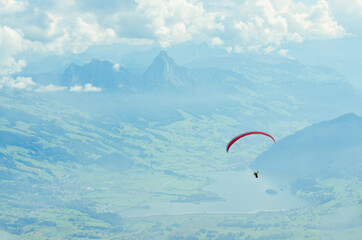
61 59 135 90
251 112 362 179
141 51 194 91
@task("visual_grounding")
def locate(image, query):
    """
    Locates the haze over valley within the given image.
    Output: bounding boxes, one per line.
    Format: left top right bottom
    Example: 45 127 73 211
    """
1 0 361 239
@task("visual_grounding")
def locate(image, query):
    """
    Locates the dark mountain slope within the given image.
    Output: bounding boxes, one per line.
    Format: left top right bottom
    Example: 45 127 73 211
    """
61 59 136 90
251 113 362 178
142 51 194 91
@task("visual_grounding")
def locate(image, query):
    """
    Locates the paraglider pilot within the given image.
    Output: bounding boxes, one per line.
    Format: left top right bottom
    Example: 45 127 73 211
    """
253 171 259 178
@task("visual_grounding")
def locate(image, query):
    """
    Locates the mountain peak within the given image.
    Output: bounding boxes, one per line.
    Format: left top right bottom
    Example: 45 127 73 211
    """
333 112 359 122
88 58 112 68
158 50 168 57
61 59 135 90
91 58 100 63
152 50 176 66
142 51 193 90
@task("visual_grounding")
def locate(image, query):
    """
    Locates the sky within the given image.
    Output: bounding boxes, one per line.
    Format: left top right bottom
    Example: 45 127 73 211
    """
0 0 361 89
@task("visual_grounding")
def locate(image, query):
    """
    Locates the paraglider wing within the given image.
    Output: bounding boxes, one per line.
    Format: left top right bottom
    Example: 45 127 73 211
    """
226 131 275 152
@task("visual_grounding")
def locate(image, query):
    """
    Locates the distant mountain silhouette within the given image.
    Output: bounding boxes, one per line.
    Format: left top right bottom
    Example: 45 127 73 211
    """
141 51 194 91
191 67 252 93
186 55 356 104
61 59 136 90
251 113 362 178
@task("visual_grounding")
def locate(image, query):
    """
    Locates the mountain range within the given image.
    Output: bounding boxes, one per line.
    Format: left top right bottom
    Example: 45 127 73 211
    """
251 113 362 179
61 59 136 90
2 56 361 238
55 51 356 99
3 42 361 238
60 51 195 92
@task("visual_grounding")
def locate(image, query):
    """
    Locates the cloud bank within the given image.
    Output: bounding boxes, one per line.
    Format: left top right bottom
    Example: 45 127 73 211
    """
35 84 67 92
217 0 347 53
135 0 222 48
70 83 102 92
0 25 30 75
0 0 357 83
0 76 35 90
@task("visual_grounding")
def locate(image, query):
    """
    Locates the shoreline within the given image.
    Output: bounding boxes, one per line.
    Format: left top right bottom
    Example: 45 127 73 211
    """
122 208 292 218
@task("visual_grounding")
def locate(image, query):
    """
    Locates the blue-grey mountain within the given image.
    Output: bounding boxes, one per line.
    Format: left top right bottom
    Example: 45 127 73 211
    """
251 113 362 178
61 59 136 90
142 51 194 91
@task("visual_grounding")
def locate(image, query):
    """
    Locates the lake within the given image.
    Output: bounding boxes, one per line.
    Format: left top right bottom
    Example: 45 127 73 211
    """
122 170 305 217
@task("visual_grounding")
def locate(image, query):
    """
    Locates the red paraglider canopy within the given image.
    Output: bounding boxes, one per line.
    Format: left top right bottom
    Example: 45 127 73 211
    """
226 131 275 152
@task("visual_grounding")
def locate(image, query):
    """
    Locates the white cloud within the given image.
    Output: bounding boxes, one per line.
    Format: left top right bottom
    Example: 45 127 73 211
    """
39 12 119 54
70 83 101 92
0 1 146 58
234 45 243 53
278 48 288 57
135 0 221 47
0 76 35 90
296 0 346 39
70 85 83 92
330 0 362 16
35 84 66 92
328 0 362 34
225 0 347 53
0 0 27 14
278 48 293 59
210 37 223 46
84 83 101 92
0 25 30 75
0 0 353 75
113 63 120 71
51 0 75 9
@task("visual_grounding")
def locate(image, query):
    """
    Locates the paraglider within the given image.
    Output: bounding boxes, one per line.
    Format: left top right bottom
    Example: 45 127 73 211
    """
226 131 275 153
226 131 275 178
